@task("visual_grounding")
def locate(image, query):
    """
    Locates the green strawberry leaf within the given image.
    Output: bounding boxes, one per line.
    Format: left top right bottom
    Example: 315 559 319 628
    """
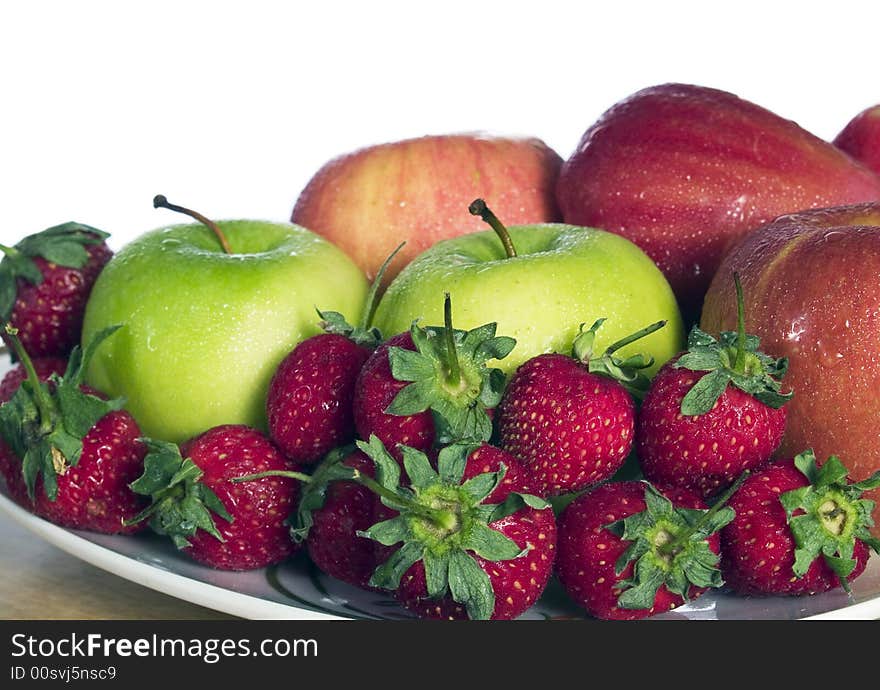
0 223 109 320
447 550 495 621
401 446 438 490
460 522 524 561
358 515 411 546
575 319 666 396
357 436 547 620
383 306 515 445
0 325 125 501
128 438 232 547
779 449 880 582
369 541 425 591
488 492 551 524
609 481 732 609
436 443 474 485
423 550 451 600
673 277 791 416
679 369 731 416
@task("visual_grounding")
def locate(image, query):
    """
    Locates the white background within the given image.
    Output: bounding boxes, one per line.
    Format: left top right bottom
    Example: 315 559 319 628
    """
2 0 878 249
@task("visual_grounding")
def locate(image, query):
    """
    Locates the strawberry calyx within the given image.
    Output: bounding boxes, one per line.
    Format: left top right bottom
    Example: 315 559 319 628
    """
127 438 238 548
287 445 361 543
571 318 667 395
0 222 110 321
674 274 791 415
0 324 125 501
385 294 516 445
355 435 550 620
779 450 880 590
316 242 405 349
605 481 737 610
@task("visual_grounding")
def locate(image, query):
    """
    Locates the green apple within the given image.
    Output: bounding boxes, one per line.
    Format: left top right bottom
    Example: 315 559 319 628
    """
373 201 684 375
81 200 368 444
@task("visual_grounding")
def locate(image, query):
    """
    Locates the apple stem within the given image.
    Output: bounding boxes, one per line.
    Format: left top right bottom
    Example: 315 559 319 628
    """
733 273 747 373
3 324 55 434
358 241 406 332
153 195 233 255
442 292 462 387
468 198 517 259
603 320 667 356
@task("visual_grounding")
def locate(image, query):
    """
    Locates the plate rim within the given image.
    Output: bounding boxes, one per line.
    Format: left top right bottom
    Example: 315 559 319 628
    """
0 490 349 621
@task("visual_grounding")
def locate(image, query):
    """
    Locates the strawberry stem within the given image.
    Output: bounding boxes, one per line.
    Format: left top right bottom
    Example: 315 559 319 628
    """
232 470 315 484
443 293 462 387
604 320 667 356
153 195 232 255
235 468 457 530
469 198 517 258
3 324 55 433
358 241 405 332
733 273 747 374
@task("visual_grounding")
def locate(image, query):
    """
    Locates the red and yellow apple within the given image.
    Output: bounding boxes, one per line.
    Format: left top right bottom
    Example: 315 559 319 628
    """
291 133 563 283
701 202 880 533
557 83 880 318
834 104 880 176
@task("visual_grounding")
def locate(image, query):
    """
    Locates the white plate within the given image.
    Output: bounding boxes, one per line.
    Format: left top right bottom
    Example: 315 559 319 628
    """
2 484 879 620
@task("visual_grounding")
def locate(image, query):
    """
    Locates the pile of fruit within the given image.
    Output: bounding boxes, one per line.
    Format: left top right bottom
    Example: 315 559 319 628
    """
2 83 880 620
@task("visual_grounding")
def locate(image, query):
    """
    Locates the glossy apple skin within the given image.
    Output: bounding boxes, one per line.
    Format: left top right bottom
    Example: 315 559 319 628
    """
557 83 880 318
292 134 563 283
834 105 880 176
81 220 369 444
373 224 684 376
701 203 880 534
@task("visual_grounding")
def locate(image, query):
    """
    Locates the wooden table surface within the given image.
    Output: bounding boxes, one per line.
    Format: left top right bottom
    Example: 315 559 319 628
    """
0 516 234 620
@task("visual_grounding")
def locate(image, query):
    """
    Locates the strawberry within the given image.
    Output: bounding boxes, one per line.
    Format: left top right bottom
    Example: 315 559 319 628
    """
556 479 735 620
721 450 880 596
0 356 67 404
353 293 515 460
290 447 393 589
129 425 301 571
266 245 403 464
354 436 556 620
0 325 147 534
0 223 112 359
268 331 373 465
637 275 790 498
497 318 665 496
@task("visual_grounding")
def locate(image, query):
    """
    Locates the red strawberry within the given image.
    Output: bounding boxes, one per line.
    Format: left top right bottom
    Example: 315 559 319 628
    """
353 331 435 458
637 275 789 498
266 245 402 464
0 326 147 534
556 480 734 620
353 294 515 461
497 318 665 496
293 448 393 590
130 425 302 571
721 451 879 596
268 332 371 464
355 436 556 620
0 223 112 359
0 357 69 484
0 357 67 403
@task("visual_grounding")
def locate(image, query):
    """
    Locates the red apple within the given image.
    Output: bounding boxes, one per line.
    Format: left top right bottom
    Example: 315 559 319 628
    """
834 105 880 176
557 83 880 318
291 134 562 282
700 202 880 534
